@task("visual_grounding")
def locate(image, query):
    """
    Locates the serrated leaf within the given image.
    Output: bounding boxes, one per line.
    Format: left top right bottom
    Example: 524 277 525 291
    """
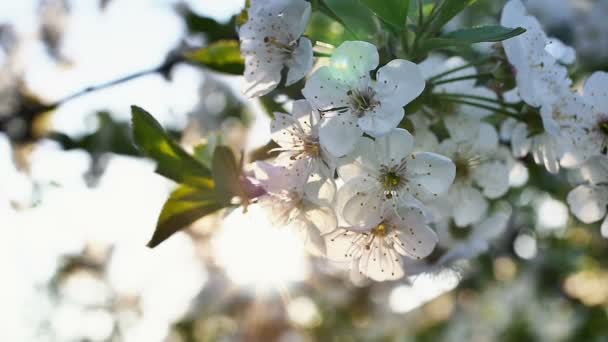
185 40 244 75
320 0 378 42
212 146 243 204
147 185 225 248
360 0 408 29
422 26 526 51
131 106 213 188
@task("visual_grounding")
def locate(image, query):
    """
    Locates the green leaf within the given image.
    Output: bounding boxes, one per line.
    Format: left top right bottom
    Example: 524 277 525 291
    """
131 106 213 188
360 0 409 29
212 146 243 204
305 11 347 46
147 185 225 248
320 0 378 42
422 26 526 51
428 0 477 33
185 40 244 75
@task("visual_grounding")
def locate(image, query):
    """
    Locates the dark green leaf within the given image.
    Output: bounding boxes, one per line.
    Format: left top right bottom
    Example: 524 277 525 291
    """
360 0 408 29
422 26 526 51
131 106 213 188
185 40 244 75
184 11 237 41
212 146 243 204
147 185 225 248
320 0 378 42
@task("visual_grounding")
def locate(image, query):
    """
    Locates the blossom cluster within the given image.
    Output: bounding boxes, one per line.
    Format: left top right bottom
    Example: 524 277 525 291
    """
237 0 608 282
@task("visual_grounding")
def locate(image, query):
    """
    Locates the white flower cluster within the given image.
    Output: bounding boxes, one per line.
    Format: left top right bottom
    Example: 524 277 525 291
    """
236 0 608 281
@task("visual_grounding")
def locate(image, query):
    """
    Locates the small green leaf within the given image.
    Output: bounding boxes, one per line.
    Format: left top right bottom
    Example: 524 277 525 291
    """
212 146 243 204
147 185 225 248
321 0 378 42
131 106 213 188
185 40 244 75
360 0 409 29
422 26 526 51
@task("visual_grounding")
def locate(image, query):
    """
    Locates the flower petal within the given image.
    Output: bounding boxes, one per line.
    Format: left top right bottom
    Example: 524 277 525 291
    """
339 177 384 229
391 206 438 259
330 41 379 83
286 37 313 86
375 59 425 108
318 115 363 157
357 103 404 137
450 185 488 227
472 160 510 199
567 185 608 224
405 152 456 201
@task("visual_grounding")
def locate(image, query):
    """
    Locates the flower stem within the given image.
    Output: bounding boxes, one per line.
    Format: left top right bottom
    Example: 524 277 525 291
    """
429 73 494 86
436 96 523 120
427 58 494 82
437 93 520 108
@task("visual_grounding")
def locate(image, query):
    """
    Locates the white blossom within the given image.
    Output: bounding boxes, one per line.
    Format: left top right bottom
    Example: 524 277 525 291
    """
239 0 313 97
270 99 336 202
254 161 337 256
558 72 608 166
303 41 425 157
434 116 510 227
501 0 573 112
566 156 608 236
335 129 455 229
325 204 438 281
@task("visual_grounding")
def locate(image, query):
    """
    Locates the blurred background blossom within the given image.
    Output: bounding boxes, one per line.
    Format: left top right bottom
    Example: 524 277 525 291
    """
1 0 608 341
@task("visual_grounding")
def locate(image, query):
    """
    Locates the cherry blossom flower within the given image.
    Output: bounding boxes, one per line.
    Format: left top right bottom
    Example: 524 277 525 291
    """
254 161 337 256
567 156 608 236
325 204 438 281
239 0 313 97
559 72 608 166
501 0 573 110
335 129 455 229
434 116 510 227
302 41 425 157
270 100 336 201
500 117 564 174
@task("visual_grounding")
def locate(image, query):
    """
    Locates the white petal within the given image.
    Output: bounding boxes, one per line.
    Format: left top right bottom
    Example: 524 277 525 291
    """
337 135 380 183
242 55 283 98
330 41 379 83
375 59 425 108
304 204 338 235
318 115 363 157
450 185 488 227
471 202 512 241
374 128 415 166
567 185 608 224
405 152 456 201
583 71 608 114
391 206 438 259
357 103 404 137
472 161 510 199
286 37 313 86
325 229 361 262
339 177 383 229
358 244 404 281
302 66 351 111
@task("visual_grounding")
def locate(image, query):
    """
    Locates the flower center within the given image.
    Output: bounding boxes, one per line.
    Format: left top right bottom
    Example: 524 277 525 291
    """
347 87 379 117
454 154 482 182
303 140 321 157
372 223 388 237
263 36 296 54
